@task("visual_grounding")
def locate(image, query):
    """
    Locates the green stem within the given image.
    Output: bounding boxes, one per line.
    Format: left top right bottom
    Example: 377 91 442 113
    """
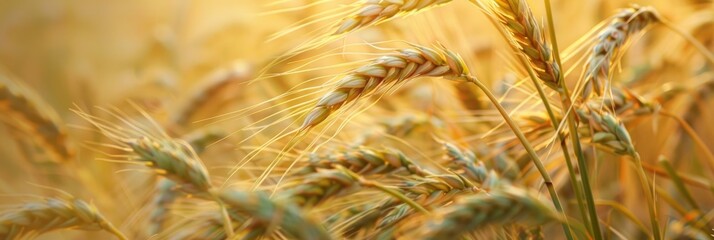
463 75 569 236
517 52 581 239
543 0 603 238
631 153 662 240
106 224 128 240
658 156 700 211
659 111 714 175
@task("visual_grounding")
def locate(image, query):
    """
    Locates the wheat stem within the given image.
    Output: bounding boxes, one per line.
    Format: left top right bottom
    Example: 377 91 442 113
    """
461 74 568 231
542 0 603 237
630 153 662 240
657 156 700 211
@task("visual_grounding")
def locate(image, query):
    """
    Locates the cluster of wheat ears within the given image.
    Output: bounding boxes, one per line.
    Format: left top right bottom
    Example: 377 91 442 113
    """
1 0 714 239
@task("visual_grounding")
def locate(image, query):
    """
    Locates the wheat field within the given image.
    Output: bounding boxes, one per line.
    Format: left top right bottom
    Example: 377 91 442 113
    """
0 0 713 239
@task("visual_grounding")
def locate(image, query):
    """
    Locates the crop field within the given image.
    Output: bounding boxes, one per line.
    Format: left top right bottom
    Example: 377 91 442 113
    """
0 0 713 239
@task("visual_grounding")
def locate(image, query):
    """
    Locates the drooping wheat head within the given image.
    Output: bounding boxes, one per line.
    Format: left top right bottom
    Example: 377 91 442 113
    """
491 0 561 90
0 72 73 162
422 185 558 239
302 45 469 129
129 136 213 194
172 62 252 126
334 0 453 35
443 142 489 184
582 6 659 98
576 105 636 156
0 196 126 239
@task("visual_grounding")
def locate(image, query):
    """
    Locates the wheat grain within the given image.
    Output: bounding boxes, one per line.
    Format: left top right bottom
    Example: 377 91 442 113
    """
302 44 468 129
334 0 452 35
0 196 127 239
582 6 659 97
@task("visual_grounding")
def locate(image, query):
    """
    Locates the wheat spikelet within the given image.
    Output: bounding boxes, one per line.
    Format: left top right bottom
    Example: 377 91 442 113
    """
582 6 659 97
75 109 214 194
422 185 557 239
576 105 636 156
147 179 179 236
296 147 432 177
492 0 561 90
218 189 331 240
443 143 489 184
302 45 468 129
129 136 213 194
0 72 73 162
0 196 126 239
334 0 452 35
281 169 362 208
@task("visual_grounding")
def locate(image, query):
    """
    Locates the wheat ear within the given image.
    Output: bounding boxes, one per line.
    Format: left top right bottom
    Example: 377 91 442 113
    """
0 72 73 162
422 185 557 239
0 196 127 239
582 6 659 97
491 0 561 90
218 189 332 240
576 105 636 155
74 109 235 236
296 147 432 177
302 44 468 129
280 169 362 208
172 63 251 126
334 0 452 35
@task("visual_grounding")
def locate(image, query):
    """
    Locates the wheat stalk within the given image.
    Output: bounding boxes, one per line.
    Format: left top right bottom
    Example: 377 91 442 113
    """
302 44 468 129
334 0 452 35
422 185 557 239
0 196 127 239
582 6 659 97
0 72 73 162
491 0 561 90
